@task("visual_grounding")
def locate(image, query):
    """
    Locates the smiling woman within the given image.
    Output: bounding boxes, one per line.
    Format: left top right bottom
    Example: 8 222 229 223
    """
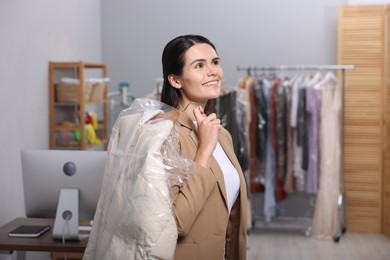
159 34 248 260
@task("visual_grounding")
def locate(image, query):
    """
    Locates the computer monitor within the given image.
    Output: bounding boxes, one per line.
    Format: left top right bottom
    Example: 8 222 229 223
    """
21 149 107 240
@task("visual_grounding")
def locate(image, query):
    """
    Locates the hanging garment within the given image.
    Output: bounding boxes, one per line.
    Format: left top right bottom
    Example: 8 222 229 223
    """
236 82 251 174
255 80 268 165
275 80 288 181
249 80 264 192
289 76 305 192
305 78 322 194
262 79 277 221
298 87 309 171
254 79 268 191
270 78 287 202
83 99 194 260
206 91 241 165
294 86 308 192
300 72 322 174
282 79 295 194
289 76 301 128
311 72 341 240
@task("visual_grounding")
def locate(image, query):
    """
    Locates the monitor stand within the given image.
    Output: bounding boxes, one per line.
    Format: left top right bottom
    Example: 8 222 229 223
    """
52 188 79 241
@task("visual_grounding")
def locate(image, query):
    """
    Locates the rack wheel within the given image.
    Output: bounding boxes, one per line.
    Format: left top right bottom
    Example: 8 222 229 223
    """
304 226 311 237
333 235 340 243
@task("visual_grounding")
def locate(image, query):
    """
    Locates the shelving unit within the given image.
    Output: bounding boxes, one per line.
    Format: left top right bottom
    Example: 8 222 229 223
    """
49 61 108 150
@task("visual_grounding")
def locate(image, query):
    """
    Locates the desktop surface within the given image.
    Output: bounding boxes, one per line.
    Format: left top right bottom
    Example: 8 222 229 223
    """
0 218 88 253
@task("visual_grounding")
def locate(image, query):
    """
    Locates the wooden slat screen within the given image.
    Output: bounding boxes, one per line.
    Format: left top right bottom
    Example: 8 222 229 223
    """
338 5 385 232
384 6 390 237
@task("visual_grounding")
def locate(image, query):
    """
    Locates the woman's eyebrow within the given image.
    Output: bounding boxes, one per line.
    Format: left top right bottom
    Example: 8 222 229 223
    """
189 58 206 65
189 57 220 65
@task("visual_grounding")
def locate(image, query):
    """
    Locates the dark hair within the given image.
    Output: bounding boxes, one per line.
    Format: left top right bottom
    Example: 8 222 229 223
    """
160 34 217 107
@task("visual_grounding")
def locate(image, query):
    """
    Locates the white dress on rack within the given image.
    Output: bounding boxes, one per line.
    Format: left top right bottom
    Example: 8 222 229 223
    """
311 72 341 240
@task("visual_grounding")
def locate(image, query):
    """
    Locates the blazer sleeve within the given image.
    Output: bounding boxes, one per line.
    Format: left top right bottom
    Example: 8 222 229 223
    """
172 163 218 235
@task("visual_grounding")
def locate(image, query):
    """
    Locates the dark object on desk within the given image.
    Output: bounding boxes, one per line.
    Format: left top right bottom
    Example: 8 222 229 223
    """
8 225 51 238
0 218 88 254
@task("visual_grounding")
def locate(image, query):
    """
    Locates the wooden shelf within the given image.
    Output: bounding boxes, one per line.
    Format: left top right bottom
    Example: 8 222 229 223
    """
49 61 109 150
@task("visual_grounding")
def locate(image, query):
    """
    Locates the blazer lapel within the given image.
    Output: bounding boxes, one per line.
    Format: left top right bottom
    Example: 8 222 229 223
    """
218 130 247 207
209 153 228 210
178 112 229 210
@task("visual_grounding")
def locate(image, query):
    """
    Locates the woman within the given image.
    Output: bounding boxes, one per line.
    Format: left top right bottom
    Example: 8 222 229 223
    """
161 34 248 260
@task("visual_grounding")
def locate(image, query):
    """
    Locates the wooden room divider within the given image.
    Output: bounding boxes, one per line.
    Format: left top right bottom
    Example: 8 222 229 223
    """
338 4 390 236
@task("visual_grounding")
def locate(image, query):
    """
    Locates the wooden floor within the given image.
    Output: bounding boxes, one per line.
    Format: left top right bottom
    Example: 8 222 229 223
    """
247 229 390 260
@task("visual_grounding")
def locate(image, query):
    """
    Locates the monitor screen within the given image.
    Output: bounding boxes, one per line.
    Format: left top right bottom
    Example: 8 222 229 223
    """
21 149 107 221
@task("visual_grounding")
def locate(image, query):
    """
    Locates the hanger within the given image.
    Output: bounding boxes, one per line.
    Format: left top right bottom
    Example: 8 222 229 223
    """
307 71 323 86
314 71 338 90
152 101 198 123
247 67 252 76
179 102 198 112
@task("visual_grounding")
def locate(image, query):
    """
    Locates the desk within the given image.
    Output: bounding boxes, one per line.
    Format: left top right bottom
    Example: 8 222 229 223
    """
0 218 87 260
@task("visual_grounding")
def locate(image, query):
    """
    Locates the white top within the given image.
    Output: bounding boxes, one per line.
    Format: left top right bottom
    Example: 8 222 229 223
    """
213 141 240 213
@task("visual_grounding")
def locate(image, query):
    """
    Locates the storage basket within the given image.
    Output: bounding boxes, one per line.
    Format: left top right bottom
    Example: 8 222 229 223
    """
90 82 105 102
56 82 92 102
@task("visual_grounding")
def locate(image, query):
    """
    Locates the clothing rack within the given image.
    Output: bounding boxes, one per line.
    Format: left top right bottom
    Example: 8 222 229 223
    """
237 64 355 242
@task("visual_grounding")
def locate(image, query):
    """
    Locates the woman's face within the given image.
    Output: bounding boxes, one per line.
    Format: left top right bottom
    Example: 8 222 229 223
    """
171 43 223 107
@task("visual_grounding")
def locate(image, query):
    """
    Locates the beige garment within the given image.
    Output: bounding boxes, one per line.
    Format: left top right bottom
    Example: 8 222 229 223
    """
311 73 341 240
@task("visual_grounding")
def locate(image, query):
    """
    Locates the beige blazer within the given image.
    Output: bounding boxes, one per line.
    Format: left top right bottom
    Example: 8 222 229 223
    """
172 111 248 260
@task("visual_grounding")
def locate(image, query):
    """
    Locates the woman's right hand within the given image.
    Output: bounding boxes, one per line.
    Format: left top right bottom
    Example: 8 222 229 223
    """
193 106 221 168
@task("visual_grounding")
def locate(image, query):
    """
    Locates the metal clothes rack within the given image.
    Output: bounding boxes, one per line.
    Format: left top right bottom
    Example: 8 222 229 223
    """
237 64 355 242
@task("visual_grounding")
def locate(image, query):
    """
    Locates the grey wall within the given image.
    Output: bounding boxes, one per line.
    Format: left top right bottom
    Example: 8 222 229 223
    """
102 0 348 97
0 1 102 259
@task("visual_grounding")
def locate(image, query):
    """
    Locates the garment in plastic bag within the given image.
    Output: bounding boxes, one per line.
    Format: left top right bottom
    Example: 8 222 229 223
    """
83 98 194 260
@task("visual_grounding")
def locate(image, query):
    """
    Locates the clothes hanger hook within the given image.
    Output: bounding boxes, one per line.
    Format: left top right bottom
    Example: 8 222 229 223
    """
179 102 198 112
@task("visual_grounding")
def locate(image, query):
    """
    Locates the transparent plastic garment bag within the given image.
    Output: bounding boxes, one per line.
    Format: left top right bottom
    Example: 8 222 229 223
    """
84 98 194 260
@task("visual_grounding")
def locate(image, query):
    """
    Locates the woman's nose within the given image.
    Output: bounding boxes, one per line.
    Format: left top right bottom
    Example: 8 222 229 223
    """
207 65 218 76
